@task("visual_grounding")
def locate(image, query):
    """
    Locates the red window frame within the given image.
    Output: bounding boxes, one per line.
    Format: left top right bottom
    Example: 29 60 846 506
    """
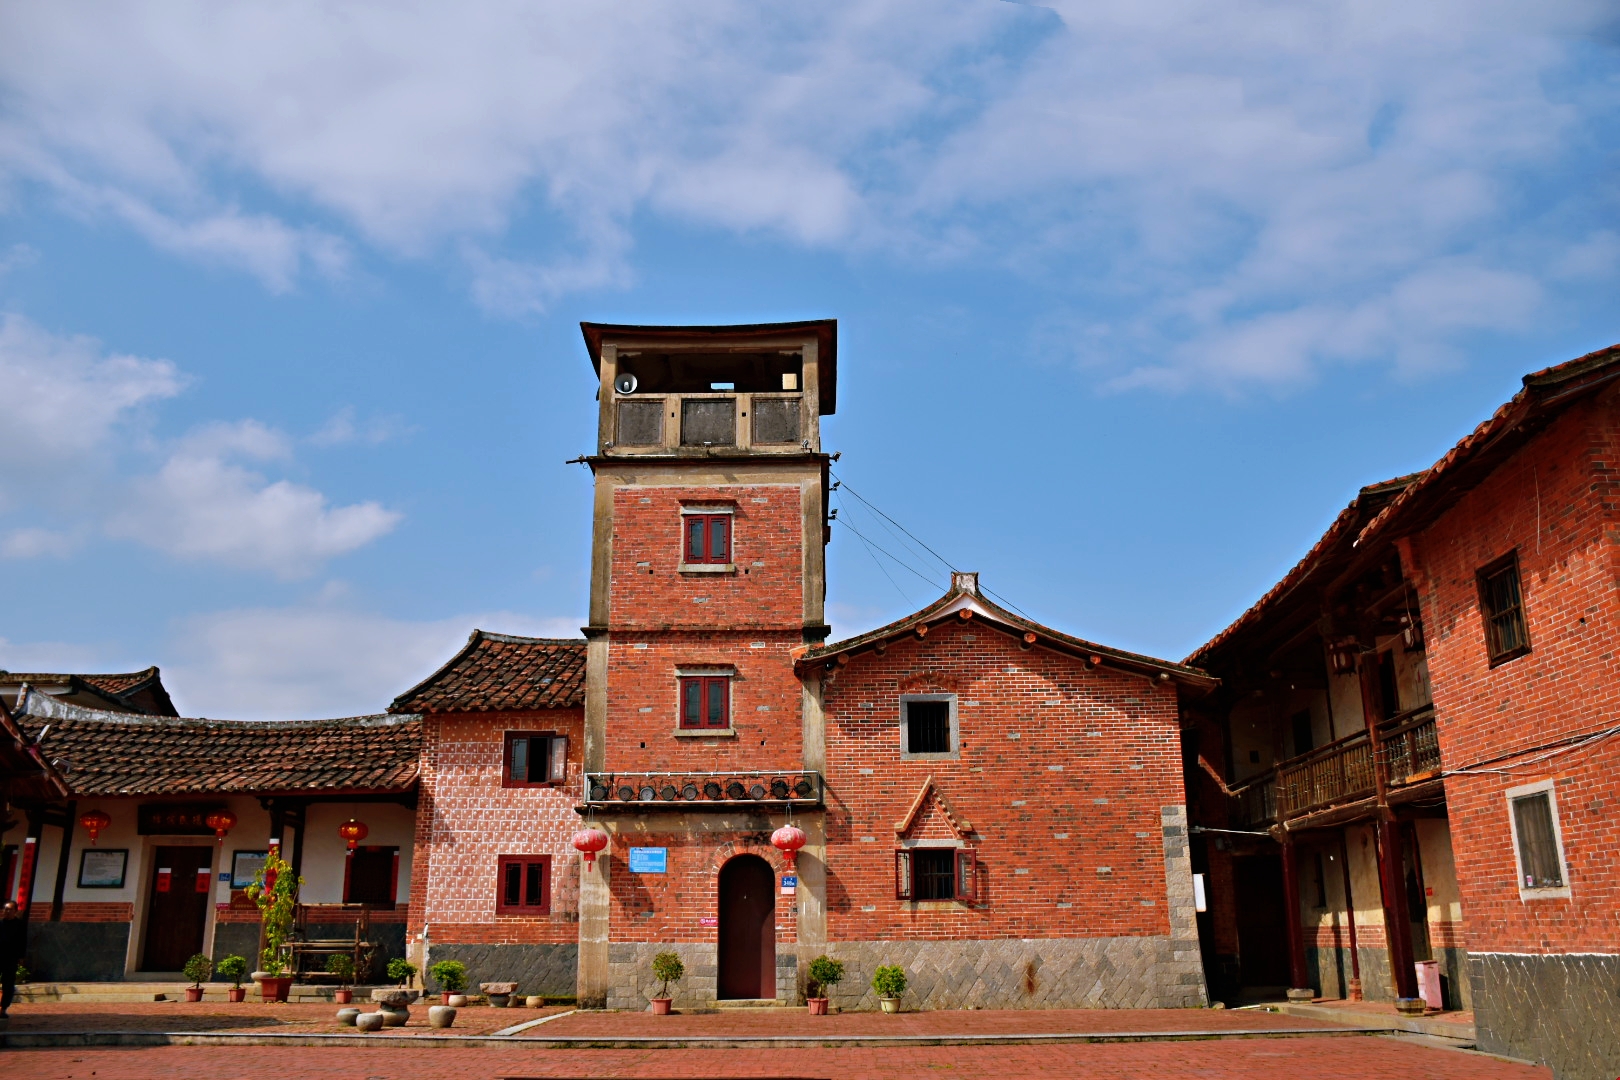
502 731 567 788
495 854 551 915
683 513 731 564
894 847 977 902
679 675 731 729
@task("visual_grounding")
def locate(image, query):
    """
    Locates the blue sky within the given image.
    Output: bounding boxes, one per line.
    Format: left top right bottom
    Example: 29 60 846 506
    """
1 2 1616 718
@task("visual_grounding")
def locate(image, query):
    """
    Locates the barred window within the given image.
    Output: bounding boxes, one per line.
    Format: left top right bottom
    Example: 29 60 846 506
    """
1478 553 1530 664
894 847 977 902
901 695 956 758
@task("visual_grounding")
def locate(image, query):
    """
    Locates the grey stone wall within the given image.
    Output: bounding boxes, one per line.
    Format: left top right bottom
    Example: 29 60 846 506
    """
822 935 1205 1011
24 921 130 982
605 941 796 1010
211 923 260 968
1472 952 1620 1080
428 944 578 998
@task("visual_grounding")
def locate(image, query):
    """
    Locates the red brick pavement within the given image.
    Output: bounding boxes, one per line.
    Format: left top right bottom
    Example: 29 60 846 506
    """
2 1037 1551 1079
4 1000 566 1036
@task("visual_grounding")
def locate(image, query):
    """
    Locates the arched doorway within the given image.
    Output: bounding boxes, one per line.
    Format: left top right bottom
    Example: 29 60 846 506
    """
717 854 775 999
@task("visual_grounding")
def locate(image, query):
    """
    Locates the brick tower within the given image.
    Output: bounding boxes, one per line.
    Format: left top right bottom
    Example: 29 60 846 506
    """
575 320 836 1007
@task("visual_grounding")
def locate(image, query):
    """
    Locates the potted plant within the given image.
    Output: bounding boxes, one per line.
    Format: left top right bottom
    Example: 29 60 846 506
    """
872 964 906 1014
245 847 303 1002
217 954 250 1002
805 955 844 1015
428 959 468 1005
326 953 356 1004
387 957 418 989
182 953 213 1002
649 951 683 1015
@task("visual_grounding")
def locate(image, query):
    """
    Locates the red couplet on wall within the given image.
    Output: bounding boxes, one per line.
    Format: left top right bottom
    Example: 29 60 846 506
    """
156 867 172 893
195 867 212 893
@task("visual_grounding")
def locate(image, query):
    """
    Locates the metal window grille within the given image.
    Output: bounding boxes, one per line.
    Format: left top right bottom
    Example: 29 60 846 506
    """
905 700 951 754
1480 557 1530 660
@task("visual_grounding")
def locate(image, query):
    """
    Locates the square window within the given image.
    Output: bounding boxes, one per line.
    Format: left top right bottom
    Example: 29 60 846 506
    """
503 732 568 787
679 675 731 729
1507 784 1568 896
900 695 956 758
895 847 977 902
496 855 551 914
683 513 731 564
1477 553 1531 665
344 846 398 907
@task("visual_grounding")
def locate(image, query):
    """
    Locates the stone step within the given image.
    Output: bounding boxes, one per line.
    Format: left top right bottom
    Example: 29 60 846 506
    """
19 982 395 1004
711 999 789 1008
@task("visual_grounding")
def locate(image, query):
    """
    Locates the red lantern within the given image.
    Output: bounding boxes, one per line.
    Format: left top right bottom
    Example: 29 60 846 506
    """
79 810 112 845
572 828 609 866
339 819 369 850
205 810 237 842
771 824 807 869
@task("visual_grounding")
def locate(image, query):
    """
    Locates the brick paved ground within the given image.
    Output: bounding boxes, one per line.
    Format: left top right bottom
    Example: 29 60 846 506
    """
3 1036 1552 1079
3 1000 567 1035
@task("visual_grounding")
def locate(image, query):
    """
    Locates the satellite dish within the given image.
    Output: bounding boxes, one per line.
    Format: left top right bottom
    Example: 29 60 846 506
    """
614 373 638 394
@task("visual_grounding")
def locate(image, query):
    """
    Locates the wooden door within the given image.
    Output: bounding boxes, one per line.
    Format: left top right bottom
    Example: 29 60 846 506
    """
717 855 774 1000
1233 854 1291 990
141 845 213 971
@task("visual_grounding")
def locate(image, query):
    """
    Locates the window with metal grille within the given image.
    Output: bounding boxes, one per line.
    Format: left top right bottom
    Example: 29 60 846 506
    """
496 855 550 914
1511 792 1564 889
1478 553 1531 664
680 675 730 729
902 697 954 756
503 732 567 787
894 847 977 902
683 513 731 564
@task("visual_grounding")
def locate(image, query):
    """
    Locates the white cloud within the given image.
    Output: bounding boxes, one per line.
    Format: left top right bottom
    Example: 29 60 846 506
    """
1 1 1613 383
1 527 78 560
308 407 411 448
0 314 183 481
164 603 582 719
109 424 402 579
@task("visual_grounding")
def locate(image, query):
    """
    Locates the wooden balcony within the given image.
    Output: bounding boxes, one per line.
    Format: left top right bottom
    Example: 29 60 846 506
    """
1228 705 1441 828
582 770 823 811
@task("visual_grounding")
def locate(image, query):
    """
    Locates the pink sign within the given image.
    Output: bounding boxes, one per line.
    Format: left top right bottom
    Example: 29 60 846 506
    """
699 917 718 927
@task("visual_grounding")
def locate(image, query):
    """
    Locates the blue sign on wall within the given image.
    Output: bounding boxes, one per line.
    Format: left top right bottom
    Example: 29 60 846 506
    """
629 847 667 873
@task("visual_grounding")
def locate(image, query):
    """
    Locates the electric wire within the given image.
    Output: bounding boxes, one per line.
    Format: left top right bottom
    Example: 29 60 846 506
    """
833 491 916 606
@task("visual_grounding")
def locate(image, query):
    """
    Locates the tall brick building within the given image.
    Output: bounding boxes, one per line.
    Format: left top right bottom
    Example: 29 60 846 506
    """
1188 343 1620 1080
401 319 1214 1010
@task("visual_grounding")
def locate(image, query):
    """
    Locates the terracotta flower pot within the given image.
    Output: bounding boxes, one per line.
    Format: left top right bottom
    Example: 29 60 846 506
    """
335 989 353 1004
650 997 673 1015
184 987 204 1002
807 997 829 1015
227 987 246 1003
257 976 292 1003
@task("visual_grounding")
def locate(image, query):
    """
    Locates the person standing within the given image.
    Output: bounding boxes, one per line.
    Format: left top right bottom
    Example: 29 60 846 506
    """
0 900 25 1019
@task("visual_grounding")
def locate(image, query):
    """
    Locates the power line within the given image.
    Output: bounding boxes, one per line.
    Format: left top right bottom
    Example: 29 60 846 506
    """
834 492 915 606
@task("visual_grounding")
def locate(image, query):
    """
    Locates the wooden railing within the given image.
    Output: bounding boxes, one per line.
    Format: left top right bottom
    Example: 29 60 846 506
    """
1228 705 1439 826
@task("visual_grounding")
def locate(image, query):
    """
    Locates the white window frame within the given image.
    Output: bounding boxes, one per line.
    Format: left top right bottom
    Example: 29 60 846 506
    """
899 693 958 761
1505 778 1571 901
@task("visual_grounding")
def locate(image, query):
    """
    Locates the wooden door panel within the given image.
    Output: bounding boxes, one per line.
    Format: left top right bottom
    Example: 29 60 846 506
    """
717 855 774 1000
141 845 213 972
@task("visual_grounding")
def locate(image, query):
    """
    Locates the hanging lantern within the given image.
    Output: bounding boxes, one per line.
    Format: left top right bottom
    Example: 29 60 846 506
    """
572 828 609 866
339 819 370 850
205 809 237 842
771 824 807 869
79 809 112 845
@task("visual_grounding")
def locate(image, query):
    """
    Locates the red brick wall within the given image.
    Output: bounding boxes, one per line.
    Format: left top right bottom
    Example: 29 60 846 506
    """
603 632 805 773
821 617 1183 940
28 901 132 922
408 709 584 946
610 486 804 630
604 832 797 944
1408 386 1620 954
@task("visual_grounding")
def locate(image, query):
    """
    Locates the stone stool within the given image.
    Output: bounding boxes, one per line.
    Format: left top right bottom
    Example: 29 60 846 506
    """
335 1007 361 1026
481 982 518 1008
428 1005 457 1028
372 988 413 1026
354 1011 386 1032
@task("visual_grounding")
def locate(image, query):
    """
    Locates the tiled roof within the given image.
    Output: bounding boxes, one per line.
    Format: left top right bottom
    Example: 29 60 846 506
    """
389 631 586 713
16 691 420 797
800 575 1216 690
0 666 178 715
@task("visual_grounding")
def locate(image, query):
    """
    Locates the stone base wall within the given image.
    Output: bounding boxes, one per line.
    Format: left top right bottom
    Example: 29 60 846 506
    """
1471 952 1620 1080
605 942 796 1010
428 943 578 998
24 922 130 982
821 936 1206 1011
1307 946 1471 1010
